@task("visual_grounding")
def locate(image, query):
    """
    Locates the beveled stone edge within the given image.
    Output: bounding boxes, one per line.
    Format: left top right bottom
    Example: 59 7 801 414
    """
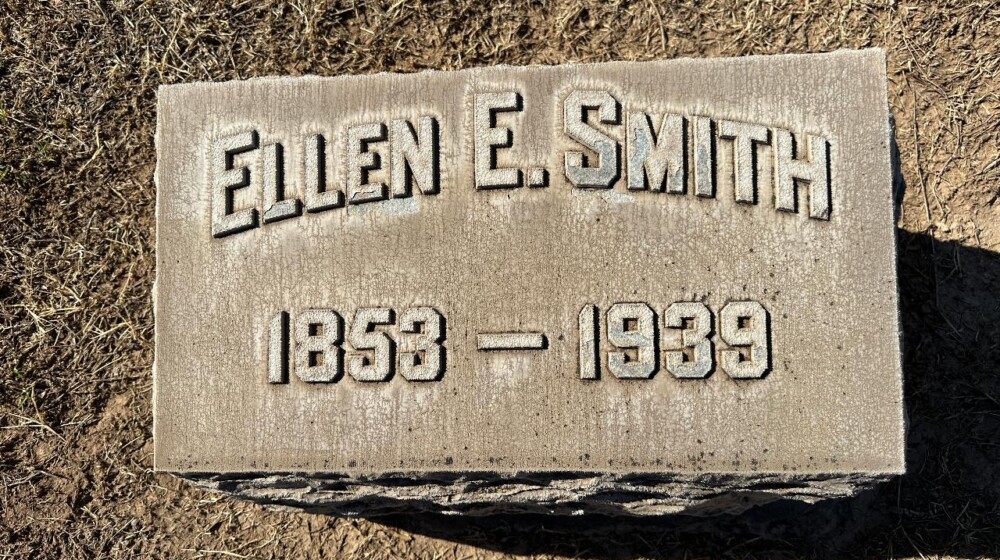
156 48 885 94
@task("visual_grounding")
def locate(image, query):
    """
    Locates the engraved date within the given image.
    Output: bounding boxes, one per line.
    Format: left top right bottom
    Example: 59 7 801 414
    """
578 301 771 380
268 307 446 384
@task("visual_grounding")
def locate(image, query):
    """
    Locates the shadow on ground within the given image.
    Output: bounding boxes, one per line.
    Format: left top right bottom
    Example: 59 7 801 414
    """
370 230 1000 559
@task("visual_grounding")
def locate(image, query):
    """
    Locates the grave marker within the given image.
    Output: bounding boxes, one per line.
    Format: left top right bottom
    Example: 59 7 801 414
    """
154 49 904 515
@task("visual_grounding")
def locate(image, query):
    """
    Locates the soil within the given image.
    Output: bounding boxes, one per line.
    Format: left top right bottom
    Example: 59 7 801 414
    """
1 1 999 558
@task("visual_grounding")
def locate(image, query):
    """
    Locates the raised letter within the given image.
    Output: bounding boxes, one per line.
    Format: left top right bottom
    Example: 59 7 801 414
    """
347 123 388 205
564 90 620 189
262 143 302 224
474 92 522 189
627 112 685 193
663 302 713 379
718 120 769 204
719 301 770 379
348 307 395 382
578 304 599 380
304 134 344 213
211 131 259 238
268 310 290 384
691 116 716 198
391 117 439 197
294 309 344 383
773 129 831 220
607 303 657 379
399 307 445 381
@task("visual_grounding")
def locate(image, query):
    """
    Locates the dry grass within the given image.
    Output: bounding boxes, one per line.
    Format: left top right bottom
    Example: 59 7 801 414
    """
1 1 1000 558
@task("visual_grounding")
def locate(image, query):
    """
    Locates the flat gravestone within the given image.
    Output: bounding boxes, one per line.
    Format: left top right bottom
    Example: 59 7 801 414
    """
154 49 904 515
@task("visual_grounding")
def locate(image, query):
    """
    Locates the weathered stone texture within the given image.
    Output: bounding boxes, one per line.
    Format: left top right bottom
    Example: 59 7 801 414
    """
154 49 904 515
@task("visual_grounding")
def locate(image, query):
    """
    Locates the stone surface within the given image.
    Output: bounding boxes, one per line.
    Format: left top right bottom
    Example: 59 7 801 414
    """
154 49 904 515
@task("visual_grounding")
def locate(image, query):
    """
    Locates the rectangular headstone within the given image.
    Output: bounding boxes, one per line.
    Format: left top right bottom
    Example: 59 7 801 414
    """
154 49 904 515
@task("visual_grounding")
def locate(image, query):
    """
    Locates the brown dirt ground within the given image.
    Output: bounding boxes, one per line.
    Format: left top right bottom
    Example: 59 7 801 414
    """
2 1 1000 558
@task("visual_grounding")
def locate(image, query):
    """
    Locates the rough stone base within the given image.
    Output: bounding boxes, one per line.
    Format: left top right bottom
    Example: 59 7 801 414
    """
181 472 891 516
